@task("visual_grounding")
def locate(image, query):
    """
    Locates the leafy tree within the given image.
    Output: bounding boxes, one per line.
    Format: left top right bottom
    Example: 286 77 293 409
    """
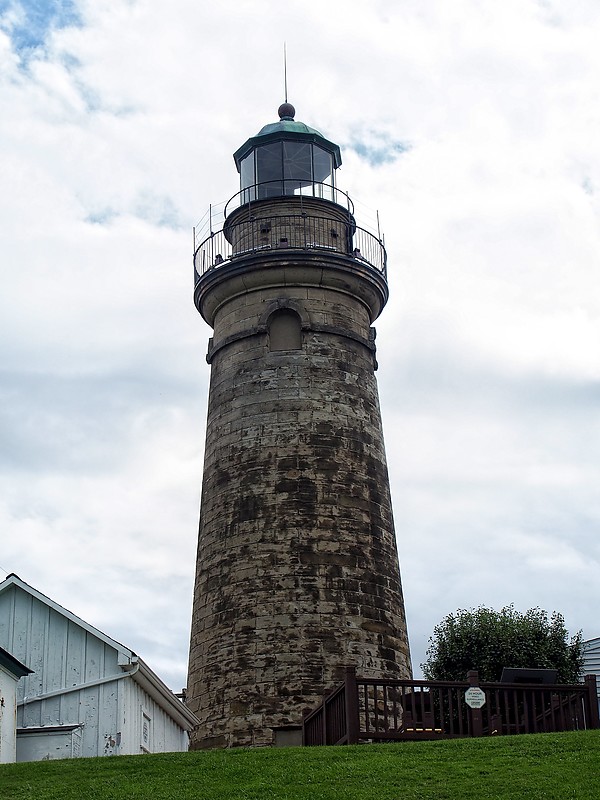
421 605 584 683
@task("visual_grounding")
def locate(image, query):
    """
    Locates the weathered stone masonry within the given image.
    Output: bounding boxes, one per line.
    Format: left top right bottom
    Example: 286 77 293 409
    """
187 107 411 749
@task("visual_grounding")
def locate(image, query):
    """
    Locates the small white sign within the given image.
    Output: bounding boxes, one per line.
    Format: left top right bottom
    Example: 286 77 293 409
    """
465 687 486 709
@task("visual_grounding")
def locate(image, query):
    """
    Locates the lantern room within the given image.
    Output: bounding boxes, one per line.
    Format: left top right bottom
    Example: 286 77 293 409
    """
233 103 342 203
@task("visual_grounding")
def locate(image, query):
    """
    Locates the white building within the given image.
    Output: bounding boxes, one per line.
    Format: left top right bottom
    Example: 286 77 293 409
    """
583 637 600 709
0 574 198 761
0 646 32 763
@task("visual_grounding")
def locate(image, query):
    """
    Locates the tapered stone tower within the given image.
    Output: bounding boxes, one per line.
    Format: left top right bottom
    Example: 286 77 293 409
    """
187 103 411 749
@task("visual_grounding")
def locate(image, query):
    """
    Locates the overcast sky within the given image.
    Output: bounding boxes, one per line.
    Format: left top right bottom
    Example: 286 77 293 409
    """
1 0 599 691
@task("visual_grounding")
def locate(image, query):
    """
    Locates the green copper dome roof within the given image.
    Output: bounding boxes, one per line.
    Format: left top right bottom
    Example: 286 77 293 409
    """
233 103 342 171
255 119 323 136
256 102 323 137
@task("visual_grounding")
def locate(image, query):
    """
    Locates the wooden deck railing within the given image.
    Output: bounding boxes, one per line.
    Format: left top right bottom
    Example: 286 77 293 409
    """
302 667 600 745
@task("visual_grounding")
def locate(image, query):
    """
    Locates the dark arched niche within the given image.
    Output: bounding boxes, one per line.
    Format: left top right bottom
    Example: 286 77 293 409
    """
268 309 302 351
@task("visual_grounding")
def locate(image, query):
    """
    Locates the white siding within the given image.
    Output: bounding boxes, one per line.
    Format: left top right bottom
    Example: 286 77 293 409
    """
120 679 189 755
0 579 194 761
583 638 600 705
0 585 128 759
0 664 20 763
17 727 81 762
0 587 123 708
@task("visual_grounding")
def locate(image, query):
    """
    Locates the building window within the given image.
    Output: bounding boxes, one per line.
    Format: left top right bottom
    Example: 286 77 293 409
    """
141 710 152 753
268 309 302 351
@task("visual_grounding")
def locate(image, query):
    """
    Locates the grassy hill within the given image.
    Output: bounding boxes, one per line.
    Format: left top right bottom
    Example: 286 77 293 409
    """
1 730 599 800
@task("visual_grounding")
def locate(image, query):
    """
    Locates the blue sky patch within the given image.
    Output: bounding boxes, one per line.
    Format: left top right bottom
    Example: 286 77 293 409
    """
581 177 594 196
85 208 119 226
0 0 81 54
347 132 411 166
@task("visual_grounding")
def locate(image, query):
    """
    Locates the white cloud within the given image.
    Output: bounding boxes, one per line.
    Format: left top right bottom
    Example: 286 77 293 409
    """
1 0 599 693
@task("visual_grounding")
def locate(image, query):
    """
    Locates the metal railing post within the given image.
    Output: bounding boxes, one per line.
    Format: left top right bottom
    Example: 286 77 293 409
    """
192 226 196 285
301 709 308 746
345 666 360 744
584 675 600 729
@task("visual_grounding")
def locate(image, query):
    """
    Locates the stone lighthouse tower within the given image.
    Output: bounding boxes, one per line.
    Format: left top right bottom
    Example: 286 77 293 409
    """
187 102 411 749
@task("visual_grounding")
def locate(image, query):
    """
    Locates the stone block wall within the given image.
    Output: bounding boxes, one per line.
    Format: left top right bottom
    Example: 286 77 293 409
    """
224 196 353 258
187 250 411 749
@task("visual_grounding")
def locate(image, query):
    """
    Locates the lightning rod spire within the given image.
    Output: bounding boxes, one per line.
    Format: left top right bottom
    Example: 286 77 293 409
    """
284 42 288 103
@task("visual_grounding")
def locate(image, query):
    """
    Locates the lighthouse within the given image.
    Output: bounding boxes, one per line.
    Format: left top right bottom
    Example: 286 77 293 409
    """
187 102 411 748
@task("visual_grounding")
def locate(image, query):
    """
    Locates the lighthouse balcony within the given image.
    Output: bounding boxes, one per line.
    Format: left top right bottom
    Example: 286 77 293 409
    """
193 184 387 286
225 180 352 212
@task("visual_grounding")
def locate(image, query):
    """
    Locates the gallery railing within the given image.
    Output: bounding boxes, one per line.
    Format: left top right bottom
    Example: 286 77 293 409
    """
302 667 600 745
223 182 355 218
194 215 386 281
193 183 386 283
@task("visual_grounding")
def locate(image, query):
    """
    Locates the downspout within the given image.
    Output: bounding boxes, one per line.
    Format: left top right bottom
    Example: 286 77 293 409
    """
19 661 140 709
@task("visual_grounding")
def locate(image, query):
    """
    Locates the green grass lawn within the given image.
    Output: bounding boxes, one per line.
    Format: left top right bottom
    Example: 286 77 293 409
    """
1 730 598 800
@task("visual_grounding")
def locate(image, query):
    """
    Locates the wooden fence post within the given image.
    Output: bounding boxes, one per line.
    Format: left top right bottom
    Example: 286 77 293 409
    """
584 674 600 729
345 666 360 745
466 670 484 737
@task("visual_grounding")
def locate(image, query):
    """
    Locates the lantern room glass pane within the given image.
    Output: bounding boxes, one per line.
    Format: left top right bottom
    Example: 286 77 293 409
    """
240 153 256 202
313 146 333 185
256 142 283 198
282 141 312 188
242 140 337 201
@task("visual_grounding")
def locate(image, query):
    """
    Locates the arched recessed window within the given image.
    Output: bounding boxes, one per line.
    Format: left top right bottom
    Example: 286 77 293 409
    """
268 309 302 351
